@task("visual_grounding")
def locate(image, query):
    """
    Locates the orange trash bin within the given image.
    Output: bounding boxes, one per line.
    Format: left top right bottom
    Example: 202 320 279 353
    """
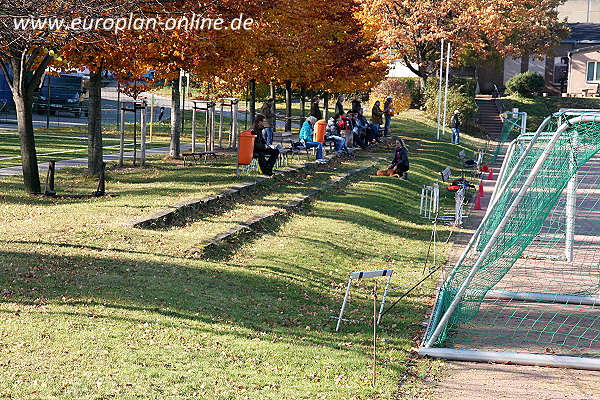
237 130 256 165
314 119 326 143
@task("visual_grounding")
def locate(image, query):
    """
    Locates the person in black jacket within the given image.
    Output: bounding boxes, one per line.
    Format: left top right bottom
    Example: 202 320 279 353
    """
335 95 345 116
389 139 409 180
350 95 361 113
310 96 322 120
252 115 280 176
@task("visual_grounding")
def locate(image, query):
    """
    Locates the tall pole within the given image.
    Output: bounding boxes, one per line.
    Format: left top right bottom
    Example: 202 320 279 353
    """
133 101 137 167
140 102 147 167
180 71 187 137
119 106 125 167
245 84 249 130
565 131 578 262
232 100 239 148
270 82 276 116
285 80 292 132
116 82 121 131
372 280 378 387
249 79 256 125
442 42 451 140
191 103 197 152
149 95 154 143
436 39 445 140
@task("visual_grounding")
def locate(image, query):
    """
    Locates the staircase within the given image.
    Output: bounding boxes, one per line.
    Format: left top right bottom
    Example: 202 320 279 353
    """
475 96 504 140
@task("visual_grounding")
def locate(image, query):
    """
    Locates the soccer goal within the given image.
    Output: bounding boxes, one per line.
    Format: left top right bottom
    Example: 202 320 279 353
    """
420 110 600 370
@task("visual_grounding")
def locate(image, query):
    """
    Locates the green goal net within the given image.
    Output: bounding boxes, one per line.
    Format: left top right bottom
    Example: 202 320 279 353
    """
421 111 600 369
490 111 527 164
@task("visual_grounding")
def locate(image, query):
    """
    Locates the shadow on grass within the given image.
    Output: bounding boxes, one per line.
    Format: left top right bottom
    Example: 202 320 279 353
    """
0 247 421 370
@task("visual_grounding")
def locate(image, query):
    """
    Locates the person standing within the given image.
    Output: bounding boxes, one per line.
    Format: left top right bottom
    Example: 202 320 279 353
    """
450 110 461 145
335 95 345 116
299 116 327 162
252 114 279 176
370 100 384 143
261 98 276 145
383 96 394 136
310 96 322 120
351 95 361 113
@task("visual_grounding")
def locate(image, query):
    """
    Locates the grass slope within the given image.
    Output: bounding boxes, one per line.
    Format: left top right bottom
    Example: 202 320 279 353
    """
0 110 481 399
502 95 600 129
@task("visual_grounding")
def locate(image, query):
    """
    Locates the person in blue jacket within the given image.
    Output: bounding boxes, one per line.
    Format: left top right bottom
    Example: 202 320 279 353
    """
299 116 327 163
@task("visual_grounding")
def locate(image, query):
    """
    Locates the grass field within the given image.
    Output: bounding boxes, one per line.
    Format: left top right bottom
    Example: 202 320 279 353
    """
0 110 484 399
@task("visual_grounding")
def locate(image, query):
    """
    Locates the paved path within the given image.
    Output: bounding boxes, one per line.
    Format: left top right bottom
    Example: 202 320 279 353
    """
0 80 300 131
0 144 191 178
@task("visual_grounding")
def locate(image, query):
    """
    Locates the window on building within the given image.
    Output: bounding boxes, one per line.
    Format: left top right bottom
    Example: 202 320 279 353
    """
586 62 600 82
553 57 568 85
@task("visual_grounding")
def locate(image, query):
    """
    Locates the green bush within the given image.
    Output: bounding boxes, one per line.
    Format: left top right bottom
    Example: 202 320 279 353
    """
368 78 412 111
452 76 478 97
423 78 478 123
505 72 545 97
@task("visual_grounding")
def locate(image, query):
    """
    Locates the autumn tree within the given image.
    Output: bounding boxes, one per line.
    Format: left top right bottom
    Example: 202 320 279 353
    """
361 0 569 88
225 0 388 125
0 0 149 192
130 0 266 158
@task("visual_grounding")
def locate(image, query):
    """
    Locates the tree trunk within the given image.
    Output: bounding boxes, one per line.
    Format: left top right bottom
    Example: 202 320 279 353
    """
270 81 276 110
403 56 428 89
11 61 40 194
300 86 306 118
87 70 103 177
249 79 256 125
14 92 40 193
324 92 330 120
170 77 181 158
285 80 292 132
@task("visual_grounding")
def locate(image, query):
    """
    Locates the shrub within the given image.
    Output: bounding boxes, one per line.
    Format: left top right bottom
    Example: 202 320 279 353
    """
397 77 423 108
368 78 412 111
452 76 478 97
505 72 545 97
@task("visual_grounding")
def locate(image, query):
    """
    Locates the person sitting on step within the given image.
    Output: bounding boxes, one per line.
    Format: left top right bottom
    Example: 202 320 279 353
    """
325 114 353 156
251 114 280 176
299 116 327 163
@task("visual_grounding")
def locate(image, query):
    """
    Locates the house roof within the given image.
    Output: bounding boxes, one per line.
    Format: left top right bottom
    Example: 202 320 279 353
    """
569 44 600 55
565 23 600 44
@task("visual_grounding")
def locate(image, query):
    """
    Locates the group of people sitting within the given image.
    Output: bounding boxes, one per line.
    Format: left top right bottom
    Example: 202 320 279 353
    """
250 94 394 176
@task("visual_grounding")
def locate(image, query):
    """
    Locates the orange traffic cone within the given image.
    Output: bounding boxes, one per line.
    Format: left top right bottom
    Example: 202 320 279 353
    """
488 168 495 180
474 191 482 210
478 180 485 198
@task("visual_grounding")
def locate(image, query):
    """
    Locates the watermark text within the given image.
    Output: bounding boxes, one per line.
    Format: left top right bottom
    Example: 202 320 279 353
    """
13 13 254 34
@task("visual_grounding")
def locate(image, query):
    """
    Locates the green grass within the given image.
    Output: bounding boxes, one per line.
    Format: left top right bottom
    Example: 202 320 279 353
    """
0 110 475 399
502 95 600 130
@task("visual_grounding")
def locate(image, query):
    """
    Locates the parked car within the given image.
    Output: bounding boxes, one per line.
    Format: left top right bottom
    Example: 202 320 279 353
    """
0 66 13 107
33 74 89 117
